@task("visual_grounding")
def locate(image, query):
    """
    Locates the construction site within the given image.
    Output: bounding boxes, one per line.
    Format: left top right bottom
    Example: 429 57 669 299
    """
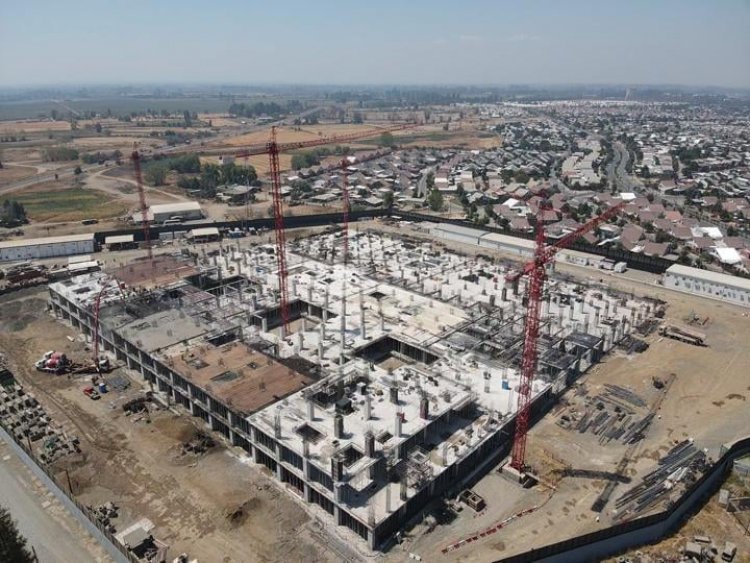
2 130 749 561
42 221 660 551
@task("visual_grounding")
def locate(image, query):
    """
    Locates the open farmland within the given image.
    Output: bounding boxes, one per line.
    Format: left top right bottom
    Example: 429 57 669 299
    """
12 184 127 222
0 119 72 134
0 164 38 183
217 123 405 148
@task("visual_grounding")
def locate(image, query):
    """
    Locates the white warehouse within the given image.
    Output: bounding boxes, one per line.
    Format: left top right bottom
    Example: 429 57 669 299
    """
663 264 750 308
131 201 204 224
0 233 96 262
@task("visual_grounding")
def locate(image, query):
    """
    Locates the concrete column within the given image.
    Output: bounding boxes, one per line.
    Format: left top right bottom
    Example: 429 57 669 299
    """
364 395 372 420
261 317 268 333
340 296 347 361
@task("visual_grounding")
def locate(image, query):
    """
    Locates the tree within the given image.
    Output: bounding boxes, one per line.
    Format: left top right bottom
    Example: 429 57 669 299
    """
425 171 435 191
144 163 168 186
382 191 394 210
427 188 444 212
200 163 221 190
94 122 102 134
0 505 35 563
74 166 82 175
183 110 192 127
1 199 28 226
352 111 364 124
379 132 395 147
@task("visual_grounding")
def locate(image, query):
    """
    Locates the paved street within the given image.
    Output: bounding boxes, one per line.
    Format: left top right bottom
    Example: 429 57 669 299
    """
0 436 112 563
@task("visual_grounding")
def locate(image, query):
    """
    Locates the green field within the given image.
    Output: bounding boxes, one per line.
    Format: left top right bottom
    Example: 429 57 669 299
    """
11 187 127 222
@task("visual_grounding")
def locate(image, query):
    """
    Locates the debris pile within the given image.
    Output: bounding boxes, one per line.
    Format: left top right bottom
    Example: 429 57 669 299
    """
90 501 119 533
181 432 215 456
123 396 151 415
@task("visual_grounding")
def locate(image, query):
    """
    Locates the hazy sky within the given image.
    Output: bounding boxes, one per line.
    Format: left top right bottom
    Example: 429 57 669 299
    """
1 0 749 88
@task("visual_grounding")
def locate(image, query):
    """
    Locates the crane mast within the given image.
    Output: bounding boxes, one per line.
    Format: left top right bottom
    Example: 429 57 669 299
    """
508 201 624 471
131 150 153 265
267 127 291 337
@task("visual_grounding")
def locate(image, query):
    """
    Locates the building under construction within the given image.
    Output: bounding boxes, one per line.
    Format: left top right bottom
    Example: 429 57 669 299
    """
47 231 656 549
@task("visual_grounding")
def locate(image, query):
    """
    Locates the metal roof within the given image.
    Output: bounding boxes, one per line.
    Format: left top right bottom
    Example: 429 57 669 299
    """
105 234 134 244
150 201 201 213
666 264 750 291
188 227 220 237
0 233 94 250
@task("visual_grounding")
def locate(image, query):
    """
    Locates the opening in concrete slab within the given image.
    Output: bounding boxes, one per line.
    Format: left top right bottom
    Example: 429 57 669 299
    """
354 335 439 366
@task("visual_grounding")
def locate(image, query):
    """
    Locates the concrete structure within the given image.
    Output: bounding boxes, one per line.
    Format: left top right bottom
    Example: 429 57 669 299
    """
0 233 95 262
47 231 654 550
663 264 750 308
131 202 203 224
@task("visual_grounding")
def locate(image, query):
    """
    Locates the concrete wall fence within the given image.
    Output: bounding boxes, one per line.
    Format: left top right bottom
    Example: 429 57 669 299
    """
495 435 750 563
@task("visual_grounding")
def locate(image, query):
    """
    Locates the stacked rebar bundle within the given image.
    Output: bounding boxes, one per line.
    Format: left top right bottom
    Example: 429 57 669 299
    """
613 440 707 519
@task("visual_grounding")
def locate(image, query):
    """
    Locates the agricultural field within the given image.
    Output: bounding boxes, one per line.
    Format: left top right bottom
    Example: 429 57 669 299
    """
11 183 127 222
0 163 38 183
217 123 402 148
0 119 71 134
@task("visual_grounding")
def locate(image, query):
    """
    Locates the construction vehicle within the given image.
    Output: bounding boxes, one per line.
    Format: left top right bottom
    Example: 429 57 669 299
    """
82 386 101 400
659 323 706 346
69 357 112 375
35 351 70 374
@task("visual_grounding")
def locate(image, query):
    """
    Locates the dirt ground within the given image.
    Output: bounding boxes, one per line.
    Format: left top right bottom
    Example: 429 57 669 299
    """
0 288 356 563
0 163 38 183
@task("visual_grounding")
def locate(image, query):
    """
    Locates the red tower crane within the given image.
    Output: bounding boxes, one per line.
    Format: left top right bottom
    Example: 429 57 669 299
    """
507 200 625 472
131 149 153 266
92 279 125 374
226 123 416 335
